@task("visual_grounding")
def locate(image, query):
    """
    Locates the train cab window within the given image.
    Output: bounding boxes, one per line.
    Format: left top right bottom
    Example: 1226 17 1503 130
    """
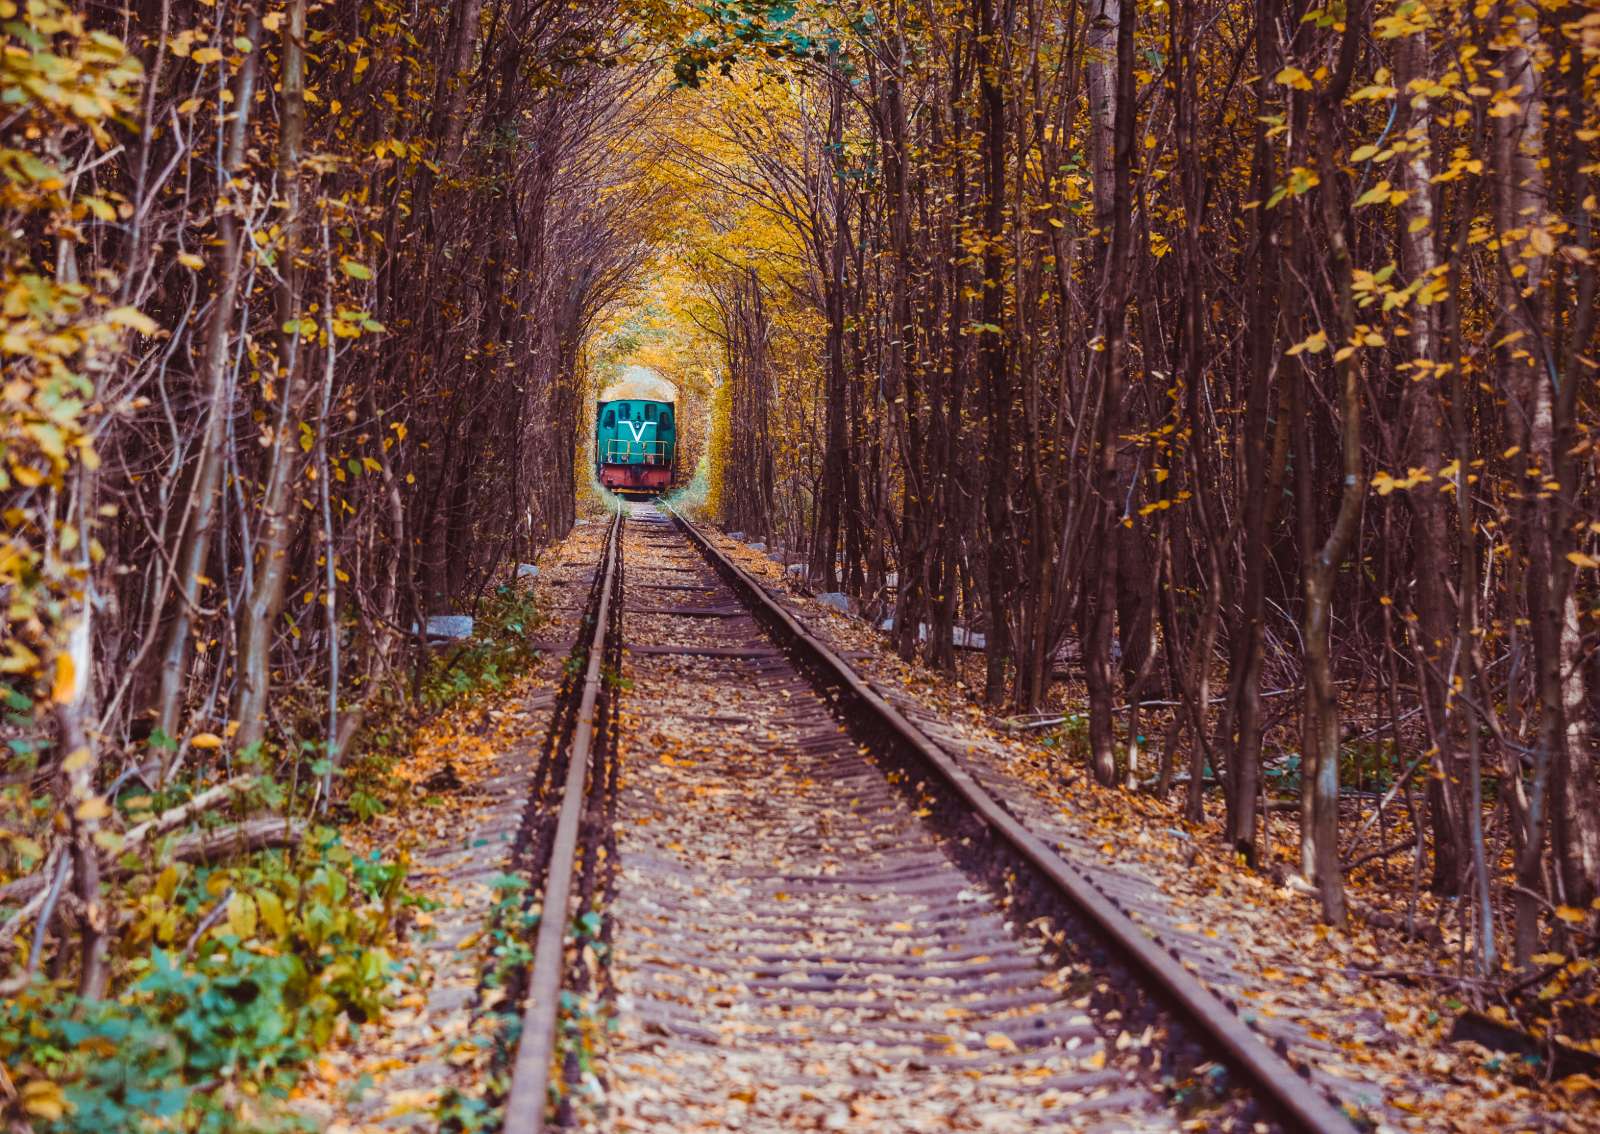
602 407 614 427
645 405 656 421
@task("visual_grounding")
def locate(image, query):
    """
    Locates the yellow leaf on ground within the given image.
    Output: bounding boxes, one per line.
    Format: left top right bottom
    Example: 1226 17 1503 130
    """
21 1080 67 1120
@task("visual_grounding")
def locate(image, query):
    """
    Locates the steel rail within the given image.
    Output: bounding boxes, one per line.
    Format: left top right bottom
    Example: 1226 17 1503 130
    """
503 512 622 1133
668 507 1354 1134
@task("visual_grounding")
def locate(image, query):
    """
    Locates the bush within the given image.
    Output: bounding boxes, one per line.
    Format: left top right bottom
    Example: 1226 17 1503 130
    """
1 833 402 1133
420 585 548 713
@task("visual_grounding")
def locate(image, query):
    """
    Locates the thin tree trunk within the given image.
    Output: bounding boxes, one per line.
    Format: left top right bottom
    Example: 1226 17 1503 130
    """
1223 0 1283 861
1085 0 1136 783
1396 30 1466 894
1494 9 1554 964
57 469 106 998
235 0 308 756
1299 4 1367 926
978 0 1013 706
153 12 261 749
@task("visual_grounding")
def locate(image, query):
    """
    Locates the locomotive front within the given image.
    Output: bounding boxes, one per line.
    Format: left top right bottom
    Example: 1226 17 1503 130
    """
596 396 677 497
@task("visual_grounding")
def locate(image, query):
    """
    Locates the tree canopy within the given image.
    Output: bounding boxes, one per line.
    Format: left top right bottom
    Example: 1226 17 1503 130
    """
2 0 1599 1125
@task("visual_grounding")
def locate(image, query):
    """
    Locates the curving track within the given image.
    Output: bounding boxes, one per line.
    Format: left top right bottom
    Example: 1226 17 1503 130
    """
501 504 1353 1133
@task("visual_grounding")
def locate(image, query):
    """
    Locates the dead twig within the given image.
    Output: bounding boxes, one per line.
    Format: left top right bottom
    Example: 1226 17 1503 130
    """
0 847 64 949
0 777 257 908
1343 837 1418 872
24 850 73 978
182 887 235 957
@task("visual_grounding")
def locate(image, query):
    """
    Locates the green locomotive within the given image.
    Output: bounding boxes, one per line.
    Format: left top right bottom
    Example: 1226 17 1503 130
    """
596 396 677 497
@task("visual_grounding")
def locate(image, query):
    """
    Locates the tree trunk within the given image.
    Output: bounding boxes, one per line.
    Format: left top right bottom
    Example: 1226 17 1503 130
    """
812 62 849 591
1085 0 1136 784
978 0 1013 706
57 473 106 998
1494 10 1554 965
1086 0 1121 237
1395 31 1466 894
1223 0 1283 861
152 12 262 749
1298 5 1367 926
1549 31 1600 920
235 0 308 756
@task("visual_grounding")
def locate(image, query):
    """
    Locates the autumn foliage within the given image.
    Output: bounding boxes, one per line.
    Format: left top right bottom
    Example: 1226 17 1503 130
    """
2 0 1599 1120
1 0 670 1110
667 0 1600 977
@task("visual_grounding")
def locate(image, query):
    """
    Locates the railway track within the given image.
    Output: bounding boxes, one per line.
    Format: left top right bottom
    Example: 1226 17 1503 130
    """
499 504 1355 1133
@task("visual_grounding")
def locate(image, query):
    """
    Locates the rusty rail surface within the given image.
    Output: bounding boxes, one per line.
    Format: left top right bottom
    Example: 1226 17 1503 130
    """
667 506 1354 1134
502 511 622 1133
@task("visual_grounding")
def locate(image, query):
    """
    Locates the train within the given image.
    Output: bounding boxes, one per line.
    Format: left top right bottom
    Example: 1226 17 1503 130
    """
596 393 678 497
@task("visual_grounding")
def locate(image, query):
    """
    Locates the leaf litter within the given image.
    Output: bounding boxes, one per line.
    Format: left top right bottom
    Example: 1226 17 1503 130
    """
290 511 1596 1133
696 526 1600 1133
589 514 1216 1132
288 520 611 1132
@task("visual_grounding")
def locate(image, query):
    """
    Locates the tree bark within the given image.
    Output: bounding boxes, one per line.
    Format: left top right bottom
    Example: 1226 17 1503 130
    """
1222 0 1284 860
977 0 1013 706
235 0 308 756
1494 9 1554 965
1395 31 1466 894
1299 5 1367 926
153 11 262 749
1084 0 1136 784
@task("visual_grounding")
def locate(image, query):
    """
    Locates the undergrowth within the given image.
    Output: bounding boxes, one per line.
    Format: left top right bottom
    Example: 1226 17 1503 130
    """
340 580 550 815
419 585 549 714
1 831 411 1133
3 571 554 1132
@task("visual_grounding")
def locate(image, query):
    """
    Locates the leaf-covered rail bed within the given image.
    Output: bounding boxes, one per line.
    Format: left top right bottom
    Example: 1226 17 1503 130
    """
498 504 1357 1132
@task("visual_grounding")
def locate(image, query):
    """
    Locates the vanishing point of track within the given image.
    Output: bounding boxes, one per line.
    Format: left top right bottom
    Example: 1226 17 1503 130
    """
499 505 1355 1133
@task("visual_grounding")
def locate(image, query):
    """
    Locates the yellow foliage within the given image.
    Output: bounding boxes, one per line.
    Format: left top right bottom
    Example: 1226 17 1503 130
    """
2 0 146 711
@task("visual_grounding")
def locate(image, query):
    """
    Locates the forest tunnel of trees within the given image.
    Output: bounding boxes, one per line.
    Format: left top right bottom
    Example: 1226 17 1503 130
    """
2 0 1599 1053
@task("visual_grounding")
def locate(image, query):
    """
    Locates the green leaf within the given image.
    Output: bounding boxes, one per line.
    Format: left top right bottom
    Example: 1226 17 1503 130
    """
340 259 373 280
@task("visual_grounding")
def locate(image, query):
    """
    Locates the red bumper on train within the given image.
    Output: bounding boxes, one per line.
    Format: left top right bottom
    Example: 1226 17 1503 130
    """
600 463 672 495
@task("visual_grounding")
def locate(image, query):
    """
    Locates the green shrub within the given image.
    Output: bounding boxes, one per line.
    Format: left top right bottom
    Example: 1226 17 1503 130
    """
1 833 402 1133
420 585 548 713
